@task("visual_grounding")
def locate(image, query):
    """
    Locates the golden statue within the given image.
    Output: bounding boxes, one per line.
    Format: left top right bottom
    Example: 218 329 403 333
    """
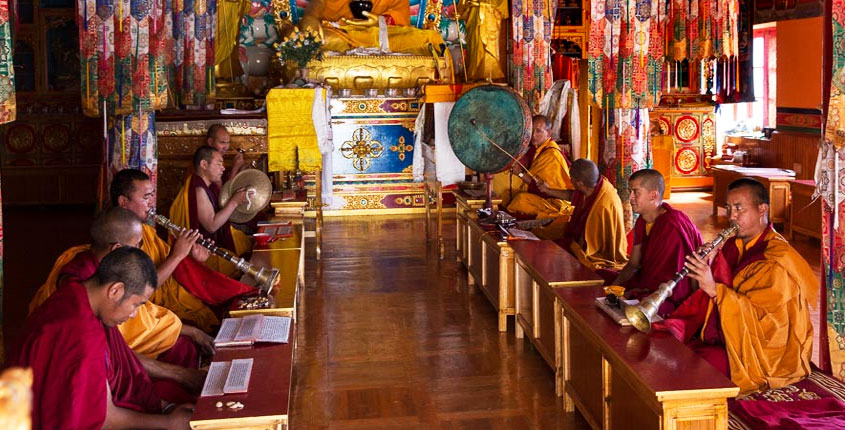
0 368 32 430
458 0 508 81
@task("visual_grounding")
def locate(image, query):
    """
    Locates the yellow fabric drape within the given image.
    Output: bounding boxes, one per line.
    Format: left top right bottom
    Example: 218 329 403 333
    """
266 88 322 172
506 139 574 218
458 0 508 81
141 224 219 332
29 245 182 358
215 0 251 66
169 177 253 277
320 0 411 25
717 229 818 395
568 179 628 271
321 26 446 55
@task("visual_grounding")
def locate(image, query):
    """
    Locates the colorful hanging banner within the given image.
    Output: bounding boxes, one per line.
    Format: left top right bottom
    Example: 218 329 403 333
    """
510 0 554 112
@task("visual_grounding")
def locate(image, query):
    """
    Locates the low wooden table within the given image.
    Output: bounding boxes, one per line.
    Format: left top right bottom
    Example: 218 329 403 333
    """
511 240 603 394
556 286 739 430
231 223 304 319
190 323 296 430
712 165 794 235
271 187 322 260
464 214 515 332
455 189 500 265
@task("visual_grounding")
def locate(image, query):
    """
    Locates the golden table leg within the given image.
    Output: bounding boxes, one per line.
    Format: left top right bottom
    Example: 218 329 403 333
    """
436 181 444 260
315 170 323 260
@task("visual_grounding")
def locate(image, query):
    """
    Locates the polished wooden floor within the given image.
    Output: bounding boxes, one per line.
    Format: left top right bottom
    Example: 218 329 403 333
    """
1 192 822 429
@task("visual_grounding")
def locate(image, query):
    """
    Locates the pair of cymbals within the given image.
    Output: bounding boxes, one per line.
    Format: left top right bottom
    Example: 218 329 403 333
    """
219 169 273 223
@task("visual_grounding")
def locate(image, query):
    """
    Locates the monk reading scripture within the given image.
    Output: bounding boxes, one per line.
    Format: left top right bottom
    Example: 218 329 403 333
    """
9 247 194 430
539 158 627 274
170 146 252 276
111 169 258 332
28 208 207 396
658 178 818 395
505 114 574 219
613 169 703 316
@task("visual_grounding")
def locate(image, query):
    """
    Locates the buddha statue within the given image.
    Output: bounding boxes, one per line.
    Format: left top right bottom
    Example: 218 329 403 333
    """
458 0 508 81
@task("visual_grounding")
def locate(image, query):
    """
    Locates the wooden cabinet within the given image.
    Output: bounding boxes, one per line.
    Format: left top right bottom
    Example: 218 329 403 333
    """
650 96 717 190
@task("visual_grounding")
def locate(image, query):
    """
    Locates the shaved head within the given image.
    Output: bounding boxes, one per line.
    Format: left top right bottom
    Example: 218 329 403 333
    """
532 115 551 131
728 177 769 205
570 158 599 188
90 207 142 250
628 169 665 197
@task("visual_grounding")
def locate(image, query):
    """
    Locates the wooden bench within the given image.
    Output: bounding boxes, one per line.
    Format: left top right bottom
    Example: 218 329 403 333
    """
231 222 304 320
556 286 739 430
511 240 603 394
190 322 296 430
464 214 515 332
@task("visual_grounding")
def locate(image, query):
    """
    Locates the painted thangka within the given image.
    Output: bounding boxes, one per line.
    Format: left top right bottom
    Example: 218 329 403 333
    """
510 0 553 112
818 0 845 382
77 0 216 115
0 0 15 363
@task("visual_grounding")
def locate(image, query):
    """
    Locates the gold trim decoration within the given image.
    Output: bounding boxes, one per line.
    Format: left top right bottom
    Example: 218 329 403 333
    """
156 119 268 136
421 0 442 29
343 194 388 209
272 0 293 25
341 127 384 171
389 136 413 161
307 54 452 91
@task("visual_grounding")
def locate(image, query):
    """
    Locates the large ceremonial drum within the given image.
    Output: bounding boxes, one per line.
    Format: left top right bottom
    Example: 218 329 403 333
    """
447 85 533 174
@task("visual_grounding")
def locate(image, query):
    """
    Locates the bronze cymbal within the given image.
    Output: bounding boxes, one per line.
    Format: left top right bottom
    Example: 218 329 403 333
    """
219 169 273 224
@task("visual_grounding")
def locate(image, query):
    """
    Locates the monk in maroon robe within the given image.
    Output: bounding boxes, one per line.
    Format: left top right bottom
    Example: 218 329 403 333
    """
613 169 703 316
8 247 193 429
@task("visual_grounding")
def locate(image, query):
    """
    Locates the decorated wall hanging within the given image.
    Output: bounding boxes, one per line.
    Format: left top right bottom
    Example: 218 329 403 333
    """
819 0 845 382
510 0 554 112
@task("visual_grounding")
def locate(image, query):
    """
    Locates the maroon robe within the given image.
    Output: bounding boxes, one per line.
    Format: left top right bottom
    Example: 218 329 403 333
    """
188 173 237 252
8 281 160 430
624 203 703 316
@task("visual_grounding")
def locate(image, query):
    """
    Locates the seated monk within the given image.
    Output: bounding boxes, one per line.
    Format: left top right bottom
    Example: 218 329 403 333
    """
9 247 193 429
612 169 703 316
504 114 574 219
207 124 245 185
28 208 208 398
658 178 817 395
170 146 252 276
111 169 258 332
298 0 446 55
538 159 627 276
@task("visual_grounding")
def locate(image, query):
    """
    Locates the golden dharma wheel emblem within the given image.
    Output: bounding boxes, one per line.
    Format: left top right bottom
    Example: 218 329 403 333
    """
674 116 700 143
675 147 700 174
341 127 384 172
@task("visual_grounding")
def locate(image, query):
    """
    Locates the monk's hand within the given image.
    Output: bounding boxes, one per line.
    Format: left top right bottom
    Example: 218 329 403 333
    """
510 163 523 175
172 229 201 261
189 241 211 263
165 403 194 430
537 180 551 194
685 253 717 297
230 187 249 206
182 325 215 356
340 11 379 28
176 367 208 393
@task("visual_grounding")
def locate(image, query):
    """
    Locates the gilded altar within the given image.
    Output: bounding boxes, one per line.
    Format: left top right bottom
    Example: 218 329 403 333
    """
307 96 425 214
308 54 452 93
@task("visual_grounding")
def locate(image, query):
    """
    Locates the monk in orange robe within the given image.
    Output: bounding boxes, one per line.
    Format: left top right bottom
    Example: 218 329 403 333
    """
505 115 574 219
170 146 252 276
539 158 627 275
9 247 193 429
111 169 258 332
613 169 703 316
658 178 817 395
28 208 207 396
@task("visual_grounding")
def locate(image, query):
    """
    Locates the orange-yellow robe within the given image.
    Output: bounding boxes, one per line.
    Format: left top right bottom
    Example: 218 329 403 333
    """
141 224 219 332
557 176 627 271
658 226 818 395
170 176 252 277
28 246 182 359
506 139 574 218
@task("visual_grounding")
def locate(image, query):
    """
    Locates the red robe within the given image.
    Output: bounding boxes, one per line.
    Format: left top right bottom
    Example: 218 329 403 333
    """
8 281 160 430
624 203 703 316
188 173 236 252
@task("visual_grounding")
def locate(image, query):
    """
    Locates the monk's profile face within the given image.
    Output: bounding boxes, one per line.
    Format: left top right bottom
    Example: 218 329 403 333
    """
531 120 551 147
102 284 154 327
202 152 226 183
628 179 657 214
725 187 768 240
120 179 154 219
208 128 231 152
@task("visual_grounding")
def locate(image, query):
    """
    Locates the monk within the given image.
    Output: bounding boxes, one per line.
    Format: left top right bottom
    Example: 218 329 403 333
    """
170 146 252 276
111 169 258 332
28 208 207 396
207 124 245 184
612 169 703 316
658 178 817 395
538 159 627 275
505 114 574 219
9 247 194 430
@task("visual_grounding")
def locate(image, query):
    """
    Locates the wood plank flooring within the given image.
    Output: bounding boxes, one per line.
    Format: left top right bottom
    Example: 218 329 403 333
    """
290 216 590 429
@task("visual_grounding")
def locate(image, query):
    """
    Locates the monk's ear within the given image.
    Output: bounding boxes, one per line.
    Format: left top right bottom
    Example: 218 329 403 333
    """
105 282 125 302
757 202 770 218
109 242 123 252
116 194 129 208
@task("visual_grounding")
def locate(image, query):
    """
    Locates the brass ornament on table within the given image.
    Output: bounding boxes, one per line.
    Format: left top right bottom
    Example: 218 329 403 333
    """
219 169 273 224
306 54 452 92
149 211 280 295
624 224 739 333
